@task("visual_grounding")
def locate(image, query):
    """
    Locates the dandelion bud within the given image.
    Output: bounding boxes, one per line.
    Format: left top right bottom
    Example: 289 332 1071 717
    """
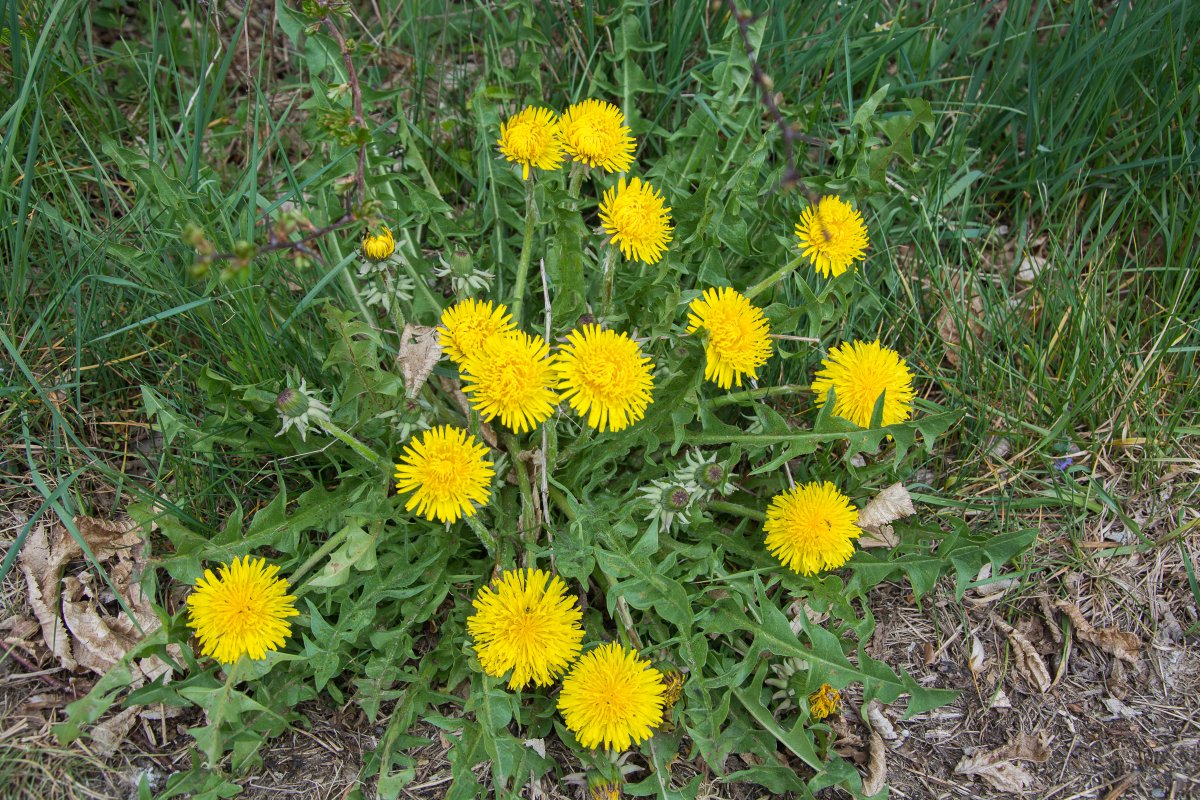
667 486 690 511
275 387 310 418
361 226 396 262
275 379 330 442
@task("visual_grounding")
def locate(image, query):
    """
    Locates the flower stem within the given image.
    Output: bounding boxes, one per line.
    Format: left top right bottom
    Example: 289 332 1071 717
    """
318 419 384 467
745 255 805 301
708 499 767 522
599 247 618 321
502 431 538 560
290 525 353 588
567 162 585 201
709 383 811 408
511 180 538 326
465 515 499 558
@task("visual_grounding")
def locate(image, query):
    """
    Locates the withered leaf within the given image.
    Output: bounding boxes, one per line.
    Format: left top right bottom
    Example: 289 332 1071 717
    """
861 732 887 796
954 732 1050 794
857 483 915 531
1055 601 1140 664
993 616 1051 693
398 324 441 399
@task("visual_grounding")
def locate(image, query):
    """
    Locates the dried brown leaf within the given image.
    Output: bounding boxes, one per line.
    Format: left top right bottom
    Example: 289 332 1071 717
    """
1055 601 1140 663
398 324 441 399
861 732 887 796
865 699 896 740
857 483 915 530
90 707 140 757
857 523 899 549
954 732 1050 793
936 277 986 367
967 637 987 676
993 616 1051 693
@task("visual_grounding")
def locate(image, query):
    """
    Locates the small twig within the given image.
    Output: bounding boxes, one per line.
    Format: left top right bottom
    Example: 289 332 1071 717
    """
723 0 818 198
0 641 72 692
209 214 354 262
322 15 368 212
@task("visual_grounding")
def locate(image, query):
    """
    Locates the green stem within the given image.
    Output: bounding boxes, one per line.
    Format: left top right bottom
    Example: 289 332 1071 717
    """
567 162 585 201
745 255 805 301
710 383 811 408
600 247 618 320
465 515 499 558
319 419 384 467
290 525 353 588
708 499 767 522
502 431 538 556
511 180 537 325
340 261 375 323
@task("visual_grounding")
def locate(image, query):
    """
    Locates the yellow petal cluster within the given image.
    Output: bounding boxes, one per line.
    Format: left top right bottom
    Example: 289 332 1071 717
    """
599 177 673 264
811 339 915 428
186 556 299 664
461 331 559 433
685 287 773 389
560 99 636 173
394 425 494 523
764 481 861 575
794 195 869 278
558 642 666 751
497 106 564 180
554 325 654 432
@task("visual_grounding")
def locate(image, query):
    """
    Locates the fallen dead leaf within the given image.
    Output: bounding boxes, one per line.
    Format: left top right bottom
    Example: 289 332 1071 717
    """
90 707 140 757
861 732 887 796
438 376 497 447
993 616 1051 693
857 483 915 530
857 524 899 549
397 324 441 399
1015 255 1047 283
936 275 986 368
1055 600 1140 664
954 732 1050 794
18 515 171 684
865 699 896 740
967 637 987 676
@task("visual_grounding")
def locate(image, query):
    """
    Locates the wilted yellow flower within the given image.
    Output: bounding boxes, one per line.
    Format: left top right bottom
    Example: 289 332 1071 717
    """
807 683 842 720
589 781 622 800
438 298 517 366
598 177 673 264
558 642 666 751
811 339 915 428
394 425 494 524
764 481 861 576
467 568 584 689
685 287 773 389
560 99 636 173
461 331 559 433
186 556 299 664
362 226 395 262
794 195 869 278
554 325 654 432
497 106 564 180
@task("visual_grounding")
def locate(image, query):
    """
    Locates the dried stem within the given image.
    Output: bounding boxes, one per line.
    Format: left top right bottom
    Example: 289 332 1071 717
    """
723 0 820 198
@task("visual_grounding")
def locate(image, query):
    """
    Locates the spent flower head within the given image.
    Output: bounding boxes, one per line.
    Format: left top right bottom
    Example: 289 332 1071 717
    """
275 378 330 442
638 479 696 533
433 250 494 296
674 449 734 499
807 683 842 720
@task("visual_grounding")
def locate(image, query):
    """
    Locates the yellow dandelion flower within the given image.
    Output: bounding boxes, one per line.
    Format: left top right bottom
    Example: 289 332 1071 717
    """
362 226 395 262
394 425 494 523
807 683 842 720
590 782 622 800
497 106 564 180
560 99 636 173
685 287 773 389
558 642 666 751
554 325 654 432
466 568 584 689
598 177 673 264
764 481 861 576
438 298 517 366
794 195 869 278
811 339 915 428
461 331 559 433
186 556 299 664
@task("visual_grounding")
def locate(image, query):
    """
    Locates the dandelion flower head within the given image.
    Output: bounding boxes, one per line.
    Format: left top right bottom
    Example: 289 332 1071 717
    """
685 287 773 389
558 642 666 751
186 556 299 664
599 177 673 264
794 195 869 278
807 683 842 720
497 106 564 180
554 325 654 432
362 226 395 262
764 481 861 576
462 331 559 433
560 99 636 173
466 568 584 689
811 339 915 428
394 425 494 523
438 298 517 366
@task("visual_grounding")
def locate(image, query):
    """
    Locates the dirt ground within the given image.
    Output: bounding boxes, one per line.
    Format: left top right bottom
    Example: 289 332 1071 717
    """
3 487 1198 800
